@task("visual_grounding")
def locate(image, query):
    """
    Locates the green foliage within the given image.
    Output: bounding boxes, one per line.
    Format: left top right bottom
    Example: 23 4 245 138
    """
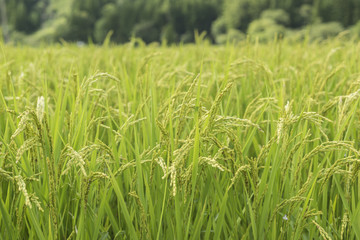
350 20 360 38
213 28 245 44
59 10 93 42
248 18 286 42
5 0 46 33
58 0 110 42
2 0 360 43
222 0 263 32
94 2 136 43
211 17 227 37
132 21 160 43
298 4 313 25
161 24 178 43
260 9 290 26
308 22 344 40
318 0 360 27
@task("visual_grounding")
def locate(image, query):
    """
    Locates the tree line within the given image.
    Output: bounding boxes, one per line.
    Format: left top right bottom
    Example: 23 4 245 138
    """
1 0 360 44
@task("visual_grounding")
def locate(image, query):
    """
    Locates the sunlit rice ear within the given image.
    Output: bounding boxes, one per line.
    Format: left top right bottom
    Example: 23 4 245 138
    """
36 96 45 122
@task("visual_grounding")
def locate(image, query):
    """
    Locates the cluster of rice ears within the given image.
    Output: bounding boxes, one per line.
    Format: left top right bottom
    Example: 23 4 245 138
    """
1 38 360 239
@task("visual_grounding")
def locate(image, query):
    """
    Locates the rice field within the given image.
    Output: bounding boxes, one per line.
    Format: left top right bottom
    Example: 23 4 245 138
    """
1 38 360 239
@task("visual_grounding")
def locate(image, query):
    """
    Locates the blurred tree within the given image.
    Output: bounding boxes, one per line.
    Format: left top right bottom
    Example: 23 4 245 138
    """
298 4 313 25
94 3 118 43
167 0 220 43
308 22 344 40
94 0 162 43
213 28 245 44
5 0 47 34
222 0 264 32
248 18 286 42
59 0 111 42
0 0 9 42
211 17 227 38
350 20 360 38
132 21 160 43
260 9 290 26
2 0 360 44
161 23 178 43
318 0 360 27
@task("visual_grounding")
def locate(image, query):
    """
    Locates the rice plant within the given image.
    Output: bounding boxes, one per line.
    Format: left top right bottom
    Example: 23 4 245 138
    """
1 38 360 239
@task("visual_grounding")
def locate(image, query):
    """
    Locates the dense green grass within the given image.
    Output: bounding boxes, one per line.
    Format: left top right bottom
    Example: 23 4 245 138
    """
1 38 360 239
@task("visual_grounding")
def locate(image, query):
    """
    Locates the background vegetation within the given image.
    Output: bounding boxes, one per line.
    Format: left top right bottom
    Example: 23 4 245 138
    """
1 0 360 45
1 37 360 239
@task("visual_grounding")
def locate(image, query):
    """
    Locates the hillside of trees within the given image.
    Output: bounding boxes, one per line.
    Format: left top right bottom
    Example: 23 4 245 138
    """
1 0 360 45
